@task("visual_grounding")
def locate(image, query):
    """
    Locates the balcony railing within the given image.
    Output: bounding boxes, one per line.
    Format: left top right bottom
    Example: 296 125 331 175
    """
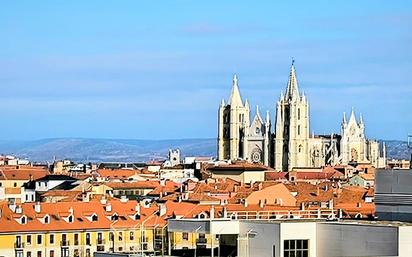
14 242 24 249
60 240 70 247
96 239 105 245
196 238 207 244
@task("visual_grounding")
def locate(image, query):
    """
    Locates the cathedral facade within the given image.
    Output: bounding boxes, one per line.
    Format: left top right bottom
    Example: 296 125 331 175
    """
217 62 386 171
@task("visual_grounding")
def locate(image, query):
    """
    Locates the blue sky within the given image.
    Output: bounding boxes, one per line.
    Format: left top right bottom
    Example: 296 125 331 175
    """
0 1 411 140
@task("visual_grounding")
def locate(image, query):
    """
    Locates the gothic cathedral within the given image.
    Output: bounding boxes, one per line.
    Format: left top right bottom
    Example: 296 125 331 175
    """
217 62 386 171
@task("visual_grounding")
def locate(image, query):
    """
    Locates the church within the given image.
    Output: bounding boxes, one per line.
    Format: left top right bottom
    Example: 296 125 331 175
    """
217 62 386 171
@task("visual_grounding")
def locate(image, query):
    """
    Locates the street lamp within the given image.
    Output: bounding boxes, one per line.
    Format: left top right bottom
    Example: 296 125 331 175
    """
246 229 257 257
408 134 412 149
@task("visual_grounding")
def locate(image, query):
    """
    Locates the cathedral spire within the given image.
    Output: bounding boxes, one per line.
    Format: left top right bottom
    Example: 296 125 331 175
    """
342 112 347 124
285 59 300 100
220 98 225 107
228 74 243 107
265 110 270 123
349 107 356 124
359 113 364 125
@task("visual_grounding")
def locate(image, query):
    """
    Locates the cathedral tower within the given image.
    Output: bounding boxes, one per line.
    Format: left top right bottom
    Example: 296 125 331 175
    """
218 74 250 160
274 62 310 171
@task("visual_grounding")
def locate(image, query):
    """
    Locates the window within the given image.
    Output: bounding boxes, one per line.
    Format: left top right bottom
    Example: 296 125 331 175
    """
298 108 301 120
119 232 123 241
14 182 17 187
284 239 308 257
21 216 26 224
182 232 188 240
49 234 54 244
27 235 32 245
27 252 31 257
298 125 301 136
91 214 98 221
44 216 49 224
68 215 73 223
86 249 91 257
37 235 42 245
109 232 114 241
49 250 54 257
298 145 303 153
37 251 42 257
130 231 134 241
74 233 79 245
86 233 91 245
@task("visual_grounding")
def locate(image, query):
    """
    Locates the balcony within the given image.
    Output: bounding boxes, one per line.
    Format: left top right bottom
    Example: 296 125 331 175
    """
60 240 70 247
96 239 105 245
196 238 207 244
14 242 24 249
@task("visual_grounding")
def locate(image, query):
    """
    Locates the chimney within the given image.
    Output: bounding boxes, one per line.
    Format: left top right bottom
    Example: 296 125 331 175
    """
158 204 167 216
69 207 74 214
100 198 107 205
234 185 238 192
210 205 215 219
15 205 22 214
357 202 362 208
259 200 264 208
329 199 334 210
243 199 248 208
258 183 263 191
135 203 141 215
160 179 166 187
317 187 320 196
300 202 305 211
105 203 112 212
120 196 129 203
222 207 228 218
34 202 41 213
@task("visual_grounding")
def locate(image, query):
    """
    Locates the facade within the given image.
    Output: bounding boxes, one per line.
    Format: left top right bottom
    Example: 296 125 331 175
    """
375 169 412 222
217 62 386 171
169 219 412 257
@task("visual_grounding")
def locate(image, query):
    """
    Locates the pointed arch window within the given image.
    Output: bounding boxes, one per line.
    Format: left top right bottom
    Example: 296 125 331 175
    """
298 145 303 153
298 108 301 120
298 125 301 136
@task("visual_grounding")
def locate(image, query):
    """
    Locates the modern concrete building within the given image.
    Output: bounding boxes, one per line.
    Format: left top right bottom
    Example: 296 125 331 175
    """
375 169 412 222
169 218 412 257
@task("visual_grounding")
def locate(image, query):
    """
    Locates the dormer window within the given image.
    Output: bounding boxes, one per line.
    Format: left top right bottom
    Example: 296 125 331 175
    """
21 216 26 224
44 215 49 224
197 212 207 219
68 215 74 223
92 214 98 221
111 213 119 221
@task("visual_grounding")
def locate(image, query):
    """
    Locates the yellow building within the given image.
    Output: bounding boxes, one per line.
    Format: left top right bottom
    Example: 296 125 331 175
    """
0 199 167 257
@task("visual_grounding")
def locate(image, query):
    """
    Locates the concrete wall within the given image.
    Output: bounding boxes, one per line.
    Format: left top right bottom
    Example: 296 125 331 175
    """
316 223 398 257
375 169 412 222
238 221 280 257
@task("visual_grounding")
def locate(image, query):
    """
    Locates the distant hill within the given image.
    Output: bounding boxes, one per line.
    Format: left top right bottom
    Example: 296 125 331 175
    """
0 138 216 163
0 138 409 163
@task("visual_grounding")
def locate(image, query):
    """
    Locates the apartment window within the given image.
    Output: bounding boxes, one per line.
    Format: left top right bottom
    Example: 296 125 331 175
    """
182 232 188 240
119 232 123 241
86 233 91 245
74 233 79 245
61 248 69 257
27 235 32 245
14 182 17 187
27 252 31 257
86 249 91 257
298 125 301 136
284 239 308 257
49 234 54 244
109 232 114 241
130 231 134 241
37 251 42 257
44 216 49 224
37 235 42 245
49 250 54 257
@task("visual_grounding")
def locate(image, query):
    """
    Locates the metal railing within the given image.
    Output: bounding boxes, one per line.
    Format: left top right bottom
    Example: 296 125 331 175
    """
14 242 24 249
227 209 338 220
60 240 70 247
96 239 105 245
196 238 207 244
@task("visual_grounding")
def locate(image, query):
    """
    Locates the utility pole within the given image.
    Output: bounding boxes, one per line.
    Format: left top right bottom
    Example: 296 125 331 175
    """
408 135 412 169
